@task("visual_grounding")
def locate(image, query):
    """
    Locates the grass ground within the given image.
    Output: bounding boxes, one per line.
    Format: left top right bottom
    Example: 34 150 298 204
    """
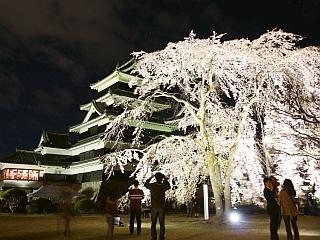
0 213 319 240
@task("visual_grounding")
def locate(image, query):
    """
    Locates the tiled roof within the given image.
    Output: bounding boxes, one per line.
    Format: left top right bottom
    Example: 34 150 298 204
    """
40 131 70 148
71 133 104 148
0 150 43 165
116 57 136 73
0 150 71 167
92 100 106 114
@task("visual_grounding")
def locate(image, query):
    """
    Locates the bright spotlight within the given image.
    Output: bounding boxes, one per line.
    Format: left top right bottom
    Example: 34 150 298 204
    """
228 211 241 223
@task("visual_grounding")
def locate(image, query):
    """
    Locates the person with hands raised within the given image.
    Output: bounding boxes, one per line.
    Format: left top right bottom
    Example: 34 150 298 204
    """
145 172 171 240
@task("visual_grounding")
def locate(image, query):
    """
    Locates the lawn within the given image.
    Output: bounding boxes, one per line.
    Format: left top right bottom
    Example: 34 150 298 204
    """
0 213 319 240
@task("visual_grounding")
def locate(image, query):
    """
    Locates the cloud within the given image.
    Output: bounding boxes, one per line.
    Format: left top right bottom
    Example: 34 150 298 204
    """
0 73 22 109
31 87 76 117
0 1 134 67
0 1 115 41
29 42 88 84
0 0 319 158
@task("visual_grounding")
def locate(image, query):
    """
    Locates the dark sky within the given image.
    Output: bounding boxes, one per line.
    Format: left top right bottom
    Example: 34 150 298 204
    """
0 0 319 158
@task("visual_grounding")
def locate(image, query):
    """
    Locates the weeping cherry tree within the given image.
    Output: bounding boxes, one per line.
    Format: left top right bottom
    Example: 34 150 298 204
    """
102 30 320 219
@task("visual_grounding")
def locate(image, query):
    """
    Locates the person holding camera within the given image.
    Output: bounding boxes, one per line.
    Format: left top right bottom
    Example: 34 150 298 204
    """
145 172 171 240
264 177 281 240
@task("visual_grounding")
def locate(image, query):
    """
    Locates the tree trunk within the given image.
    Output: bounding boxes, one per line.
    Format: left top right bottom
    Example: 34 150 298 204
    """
223 145 237 214
207 152 224 221
223 176 231 213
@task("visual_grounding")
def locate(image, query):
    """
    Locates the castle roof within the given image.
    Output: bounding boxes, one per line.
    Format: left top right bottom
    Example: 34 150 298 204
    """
0 149 43 165
38 131 70 149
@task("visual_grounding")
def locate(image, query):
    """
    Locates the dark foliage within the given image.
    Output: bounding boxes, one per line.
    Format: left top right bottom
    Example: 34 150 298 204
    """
74 198 97 214
2 188 27 213
26 198 55 213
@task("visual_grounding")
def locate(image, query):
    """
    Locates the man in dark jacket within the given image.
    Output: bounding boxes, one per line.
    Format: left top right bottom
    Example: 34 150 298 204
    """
145 172 171 240
128 180 144 235
264 177 281 240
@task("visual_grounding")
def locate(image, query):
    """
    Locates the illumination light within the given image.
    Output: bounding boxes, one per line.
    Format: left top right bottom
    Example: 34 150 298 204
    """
228 211 241 223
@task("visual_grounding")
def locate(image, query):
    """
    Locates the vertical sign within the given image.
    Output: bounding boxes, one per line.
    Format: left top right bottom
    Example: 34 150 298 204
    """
203 184 209 220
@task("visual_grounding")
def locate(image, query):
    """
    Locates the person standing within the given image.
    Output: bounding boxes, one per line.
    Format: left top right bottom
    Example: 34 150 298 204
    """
128 180 144 235
145 172 171 240
264 177 281 240
193 196 200 217
105 193 117 240
270 176 280 193
279 179 300 240
57 197 74 237
186 199 194 217
270 176 282 226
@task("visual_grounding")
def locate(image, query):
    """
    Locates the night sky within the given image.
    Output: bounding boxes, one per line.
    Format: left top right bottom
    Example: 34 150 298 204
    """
0 0 319 158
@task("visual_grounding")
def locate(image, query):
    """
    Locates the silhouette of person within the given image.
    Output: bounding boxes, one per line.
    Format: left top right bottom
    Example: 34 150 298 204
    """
270 176 280 196
145 172 170 240
264 177 281 240
186 198 194 217
194 194 202 218
57 195 74 237
105 193 117 240
279 179 300 240
128 180 144 235
270 176 282 225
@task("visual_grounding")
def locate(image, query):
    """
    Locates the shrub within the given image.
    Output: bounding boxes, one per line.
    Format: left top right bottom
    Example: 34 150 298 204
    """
26 198 55 213
80 188 94 199
74 198 97 213
26 201 38 214
2 188 27 213
35 198 54 213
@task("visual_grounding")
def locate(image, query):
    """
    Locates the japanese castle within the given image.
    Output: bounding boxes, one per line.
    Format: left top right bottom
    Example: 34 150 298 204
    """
0 59 177 195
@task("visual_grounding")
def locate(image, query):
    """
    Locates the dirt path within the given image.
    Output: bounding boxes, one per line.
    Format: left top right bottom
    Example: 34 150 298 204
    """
0 213 319 240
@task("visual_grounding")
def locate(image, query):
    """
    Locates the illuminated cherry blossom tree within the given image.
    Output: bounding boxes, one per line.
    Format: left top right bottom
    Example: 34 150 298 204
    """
103 135 207 205
263 46 320 198
102 30 320 219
